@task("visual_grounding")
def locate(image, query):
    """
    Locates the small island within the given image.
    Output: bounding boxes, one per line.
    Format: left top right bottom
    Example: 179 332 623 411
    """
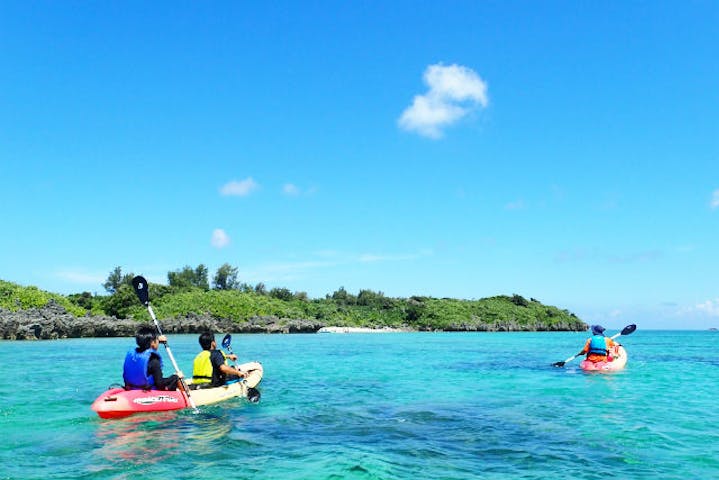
0 266 587 340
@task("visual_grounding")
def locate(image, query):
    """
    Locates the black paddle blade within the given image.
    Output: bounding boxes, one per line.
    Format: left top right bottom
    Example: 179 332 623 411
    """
247 387 261 403
222 334 232 349
621 324 637 336
131 275 150 305
552 361 566 368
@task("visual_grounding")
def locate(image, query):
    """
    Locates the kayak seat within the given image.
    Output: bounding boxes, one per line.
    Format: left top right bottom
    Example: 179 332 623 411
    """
189 383 216 390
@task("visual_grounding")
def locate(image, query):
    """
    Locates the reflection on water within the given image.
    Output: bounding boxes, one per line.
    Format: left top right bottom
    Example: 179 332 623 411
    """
94 412 182 466
92 410 232 468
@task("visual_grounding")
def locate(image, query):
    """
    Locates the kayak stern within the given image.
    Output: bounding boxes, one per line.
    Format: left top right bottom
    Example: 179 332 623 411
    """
580 345 628 372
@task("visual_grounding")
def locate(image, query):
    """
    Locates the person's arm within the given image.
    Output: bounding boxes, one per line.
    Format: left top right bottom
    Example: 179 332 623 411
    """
148 355 179 390
219 363 247 377
578 339 591 355
211 350 246 378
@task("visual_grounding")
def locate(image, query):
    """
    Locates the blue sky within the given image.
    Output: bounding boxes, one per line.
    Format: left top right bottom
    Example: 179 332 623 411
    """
1 2 717 329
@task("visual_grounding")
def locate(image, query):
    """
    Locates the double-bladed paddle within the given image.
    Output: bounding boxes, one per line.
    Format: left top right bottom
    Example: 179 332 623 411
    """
552 323 637 367
221 333 240 369
221 334 261 403
131 275 199 412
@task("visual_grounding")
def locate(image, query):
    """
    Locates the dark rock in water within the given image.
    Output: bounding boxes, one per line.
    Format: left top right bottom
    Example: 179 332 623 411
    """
0 300 327 340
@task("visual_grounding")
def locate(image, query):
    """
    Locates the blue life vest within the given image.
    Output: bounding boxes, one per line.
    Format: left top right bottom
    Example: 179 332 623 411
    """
588 335 609 355
123 348 162 389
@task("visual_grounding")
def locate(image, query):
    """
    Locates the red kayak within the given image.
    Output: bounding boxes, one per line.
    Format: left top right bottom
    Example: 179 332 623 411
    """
579 345 628 372
92 361 263 419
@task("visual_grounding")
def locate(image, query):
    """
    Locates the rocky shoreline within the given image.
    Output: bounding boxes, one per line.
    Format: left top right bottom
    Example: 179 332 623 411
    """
0 301 325 340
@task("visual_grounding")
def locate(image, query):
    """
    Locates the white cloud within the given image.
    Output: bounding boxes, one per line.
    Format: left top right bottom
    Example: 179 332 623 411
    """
505 199 525 210
358 251 431 263
242 249 433 283
220 177 259 196
242 260 337 284
607 250 661 264
283 183 300 196
211 228 231 248
54 270 105 285
554 247 663 265
399 63 489 139
696 299 719 317
711 189 719 209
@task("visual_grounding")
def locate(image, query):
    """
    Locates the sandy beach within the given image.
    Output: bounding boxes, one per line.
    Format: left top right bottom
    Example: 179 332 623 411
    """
317 326 407 333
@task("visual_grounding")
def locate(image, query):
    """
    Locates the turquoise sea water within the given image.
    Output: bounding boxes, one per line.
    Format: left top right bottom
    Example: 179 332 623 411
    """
1 330 718 479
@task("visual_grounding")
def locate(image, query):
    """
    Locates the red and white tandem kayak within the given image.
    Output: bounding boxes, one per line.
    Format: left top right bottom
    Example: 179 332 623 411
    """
91 361 263 419
580 345 628 372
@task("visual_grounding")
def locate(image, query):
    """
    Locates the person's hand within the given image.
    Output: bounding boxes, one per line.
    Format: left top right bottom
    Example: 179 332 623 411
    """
236 369 246 378
176 370 184 379
158 335 168 343
229 354 238 361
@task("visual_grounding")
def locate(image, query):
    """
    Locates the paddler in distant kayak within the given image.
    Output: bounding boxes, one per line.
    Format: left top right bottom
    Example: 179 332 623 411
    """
123 325 183 391
192 331 247 388
578 325 617 364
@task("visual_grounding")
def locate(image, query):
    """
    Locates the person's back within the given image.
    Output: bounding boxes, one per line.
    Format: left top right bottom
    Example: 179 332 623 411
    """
192 349 222 386
580 325 616 363
123 346 158 389
123 326 179 391
192 331 246 387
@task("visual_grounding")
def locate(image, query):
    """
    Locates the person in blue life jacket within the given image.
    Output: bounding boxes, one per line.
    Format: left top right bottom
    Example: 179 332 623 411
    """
192 331 247 388
578 324 617 363
123 325 183 390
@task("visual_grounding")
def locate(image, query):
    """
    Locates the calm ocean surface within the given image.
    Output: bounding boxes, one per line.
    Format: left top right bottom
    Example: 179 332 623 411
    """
1 330 717 479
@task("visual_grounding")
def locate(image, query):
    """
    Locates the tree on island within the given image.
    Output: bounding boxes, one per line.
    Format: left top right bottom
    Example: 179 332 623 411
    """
212 263 239 290
103 266 134 294
168 265 209 290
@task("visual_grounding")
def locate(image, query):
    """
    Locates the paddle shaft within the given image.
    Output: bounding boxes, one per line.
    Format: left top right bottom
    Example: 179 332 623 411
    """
224 343 240 369
146 303 198 412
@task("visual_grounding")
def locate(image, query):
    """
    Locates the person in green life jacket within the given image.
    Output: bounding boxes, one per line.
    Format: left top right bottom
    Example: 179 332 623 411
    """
192 331 247 387
123 325 183 391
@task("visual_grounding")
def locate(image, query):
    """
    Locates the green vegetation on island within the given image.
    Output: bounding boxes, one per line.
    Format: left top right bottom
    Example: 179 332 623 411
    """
0 264 587 332
0 279 87 317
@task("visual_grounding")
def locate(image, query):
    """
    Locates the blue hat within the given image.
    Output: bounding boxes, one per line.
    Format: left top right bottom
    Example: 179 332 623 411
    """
591 325 605 335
